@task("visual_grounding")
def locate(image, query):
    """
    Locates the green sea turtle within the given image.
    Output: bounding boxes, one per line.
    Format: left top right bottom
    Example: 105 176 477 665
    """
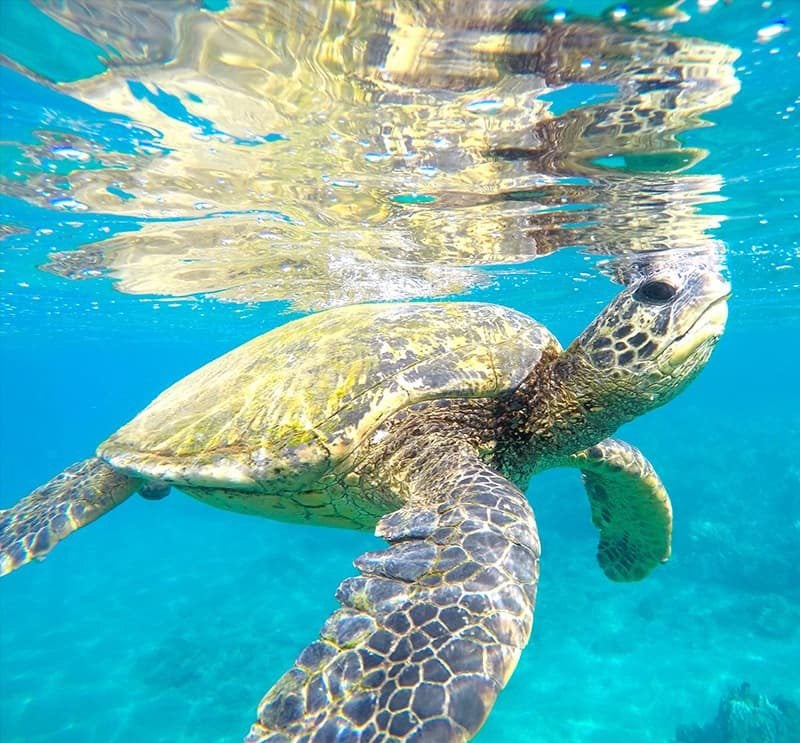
0 266 729 741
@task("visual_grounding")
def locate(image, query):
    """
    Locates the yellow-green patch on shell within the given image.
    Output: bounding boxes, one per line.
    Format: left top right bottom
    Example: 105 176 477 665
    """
99 303 557 492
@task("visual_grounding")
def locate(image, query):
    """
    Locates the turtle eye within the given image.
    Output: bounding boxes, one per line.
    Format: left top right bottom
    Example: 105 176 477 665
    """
634 280 677 304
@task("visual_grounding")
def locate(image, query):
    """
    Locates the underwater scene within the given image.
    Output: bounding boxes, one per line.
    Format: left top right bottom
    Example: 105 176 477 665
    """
0 1 798 741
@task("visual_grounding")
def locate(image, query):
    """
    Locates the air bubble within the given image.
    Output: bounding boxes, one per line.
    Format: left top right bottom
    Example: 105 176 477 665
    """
611 4 629 21
757 19 788 43
465 99 503 114
50 198 88 211
50 146 90 162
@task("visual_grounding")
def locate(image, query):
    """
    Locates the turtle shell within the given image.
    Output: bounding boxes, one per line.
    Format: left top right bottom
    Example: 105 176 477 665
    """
99 302 558 490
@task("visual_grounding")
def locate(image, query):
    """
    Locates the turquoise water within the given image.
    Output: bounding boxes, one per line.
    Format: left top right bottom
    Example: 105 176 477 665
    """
1 2 799 742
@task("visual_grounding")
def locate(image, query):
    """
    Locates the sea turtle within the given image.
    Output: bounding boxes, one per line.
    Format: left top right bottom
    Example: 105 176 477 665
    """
0 266 729 741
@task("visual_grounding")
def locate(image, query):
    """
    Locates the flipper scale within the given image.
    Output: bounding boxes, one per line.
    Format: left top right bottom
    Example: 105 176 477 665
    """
0 457 138 576
567 438 672 581
247 453 540 742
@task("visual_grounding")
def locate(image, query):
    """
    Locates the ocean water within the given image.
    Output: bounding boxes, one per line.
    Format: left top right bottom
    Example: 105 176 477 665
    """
0 2 798 742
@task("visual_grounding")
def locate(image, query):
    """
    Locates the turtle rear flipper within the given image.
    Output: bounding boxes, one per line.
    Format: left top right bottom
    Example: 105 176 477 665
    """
567 438 672 582
247 448 540 742
0 457 139 576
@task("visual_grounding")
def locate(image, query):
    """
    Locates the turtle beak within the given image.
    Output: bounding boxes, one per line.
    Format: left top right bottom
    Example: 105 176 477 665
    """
694 275 731 339
665 275 730 370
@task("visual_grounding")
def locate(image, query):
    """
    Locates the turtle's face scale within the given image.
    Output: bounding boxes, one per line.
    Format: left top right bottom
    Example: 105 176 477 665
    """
571 266 730 409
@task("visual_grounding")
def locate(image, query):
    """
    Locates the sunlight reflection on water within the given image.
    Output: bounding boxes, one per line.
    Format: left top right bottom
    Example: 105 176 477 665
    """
2 0 739 308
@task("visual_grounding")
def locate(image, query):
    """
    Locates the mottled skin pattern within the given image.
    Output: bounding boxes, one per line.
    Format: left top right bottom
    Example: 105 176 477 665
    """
0 266 729 741
249 446 539 742
0 459 138 574
566 439 671 582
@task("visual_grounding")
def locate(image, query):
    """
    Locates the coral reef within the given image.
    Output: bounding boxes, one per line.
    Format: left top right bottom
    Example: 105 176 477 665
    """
676 683 800 743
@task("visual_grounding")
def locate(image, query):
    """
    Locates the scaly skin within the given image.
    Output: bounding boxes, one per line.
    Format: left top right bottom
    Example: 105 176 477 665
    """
247 445 539 742
564 439 672 581
245 414 671 740
0 458 137 576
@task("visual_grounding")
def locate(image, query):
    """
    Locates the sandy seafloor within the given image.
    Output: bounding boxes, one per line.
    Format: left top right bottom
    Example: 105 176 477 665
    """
1 1 799 742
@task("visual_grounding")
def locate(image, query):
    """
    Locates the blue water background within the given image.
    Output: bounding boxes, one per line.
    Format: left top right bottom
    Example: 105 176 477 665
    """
1 2 799 742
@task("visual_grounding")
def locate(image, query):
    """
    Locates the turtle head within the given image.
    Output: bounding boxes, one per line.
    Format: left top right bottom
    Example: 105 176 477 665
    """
568 266 730 418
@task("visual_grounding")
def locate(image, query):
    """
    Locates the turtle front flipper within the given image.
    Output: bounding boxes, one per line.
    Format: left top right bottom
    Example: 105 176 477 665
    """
565 438 672 582
0 457 139 576
247 450 540 742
